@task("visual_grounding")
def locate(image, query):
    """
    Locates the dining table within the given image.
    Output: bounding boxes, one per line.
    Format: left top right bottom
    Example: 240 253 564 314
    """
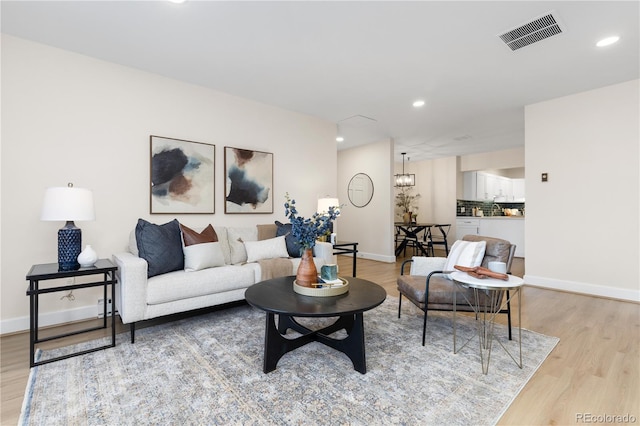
394 222 450 257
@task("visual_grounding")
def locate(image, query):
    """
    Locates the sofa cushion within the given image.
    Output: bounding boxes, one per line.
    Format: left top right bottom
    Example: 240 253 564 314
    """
136 219 184 278
443 240 486 277
227 227 258 264
146 265 255 305
244 236 289 262
397 274 486 311
275 220 302 258
214 226 232 265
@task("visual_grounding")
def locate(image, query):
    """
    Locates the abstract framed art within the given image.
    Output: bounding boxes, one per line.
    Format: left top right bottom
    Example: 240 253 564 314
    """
150 135 215 214
224 147 273 214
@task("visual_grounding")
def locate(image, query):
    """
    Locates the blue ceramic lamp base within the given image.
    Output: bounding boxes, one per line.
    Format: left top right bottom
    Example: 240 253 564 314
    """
58 221 81 271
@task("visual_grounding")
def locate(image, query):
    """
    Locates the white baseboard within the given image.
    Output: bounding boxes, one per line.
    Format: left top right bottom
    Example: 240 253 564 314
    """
336 252 395 265
357 251 396 263
524 274 640 303
0 304 100 335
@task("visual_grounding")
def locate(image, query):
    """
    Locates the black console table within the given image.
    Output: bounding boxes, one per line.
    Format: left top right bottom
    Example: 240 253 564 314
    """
333 241 358 277
25 259 118 367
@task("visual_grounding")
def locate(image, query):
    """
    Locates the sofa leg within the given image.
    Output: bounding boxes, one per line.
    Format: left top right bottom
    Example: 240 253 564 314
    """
398 294 402 318
130 322 135 343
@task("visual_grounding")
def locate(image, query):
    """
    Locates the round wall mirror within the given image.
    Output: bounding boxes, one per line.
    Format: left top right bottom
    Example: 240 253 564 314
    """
348 173 374 208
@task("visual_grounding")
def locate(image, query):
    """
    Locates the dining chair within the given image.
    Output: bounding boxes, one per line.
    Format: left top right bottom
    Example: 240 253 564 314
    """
394 225 404 251
397 224 428 257
426 224 451 256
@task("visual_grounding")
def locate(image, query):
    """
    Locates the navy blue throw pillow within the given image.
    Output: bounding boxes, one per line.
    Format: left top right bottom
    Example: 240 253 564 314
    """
275 221 302 258
135 218 184 277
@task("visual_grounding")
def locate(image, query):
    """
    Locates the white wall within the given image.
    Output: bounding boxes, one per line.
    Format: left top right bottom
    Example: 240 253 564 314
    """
337 140 394 263
339 143 457 262
524 79 639 302
392 157 459 249
1 35 337 333
459 147 525 172
412 157 458 225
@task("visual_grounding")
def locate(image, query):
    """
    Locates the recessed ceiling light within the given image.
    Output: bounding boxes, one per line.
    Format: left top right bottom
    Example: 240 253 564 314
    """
412 100 426 108
168 0 186 4
596 36 620 47
336 136 344 142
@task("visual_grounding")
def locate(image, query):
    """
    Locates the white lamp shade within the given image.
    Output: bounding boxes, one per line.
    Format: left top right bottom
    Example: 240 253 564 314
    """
317 197 340 214
41 187 95 221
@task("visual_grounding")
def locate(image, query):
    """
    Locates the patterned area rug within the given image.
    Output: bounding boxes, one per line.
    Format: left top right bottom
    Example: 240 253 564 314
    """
20 297 558 425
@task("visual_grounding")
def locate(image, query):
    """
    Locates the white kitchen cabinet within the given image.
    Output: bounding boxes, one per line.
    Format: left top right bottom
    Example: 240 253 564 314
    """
476 172 489 200
462 171 523 201
456 218 480 240
483 173 512 201
471 172 497 201
462 172 477 200
478 218 525 257
512 179 525 201
494 176 512 201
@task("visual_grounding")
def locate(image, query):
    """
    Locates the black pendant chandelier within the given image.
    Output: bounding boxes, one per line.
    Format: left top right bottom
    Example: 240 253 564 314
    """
394 153 415 187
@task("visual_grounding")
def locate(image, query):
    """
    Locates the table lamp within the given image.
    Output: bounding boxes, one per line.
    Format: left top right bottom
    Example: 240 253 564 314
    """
41 183 95 271
317 197 340 215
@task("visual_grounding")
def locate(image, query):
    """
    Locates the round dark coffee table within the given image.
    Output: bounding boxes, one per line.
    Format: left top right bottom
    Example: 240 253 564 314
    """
245 275 386 374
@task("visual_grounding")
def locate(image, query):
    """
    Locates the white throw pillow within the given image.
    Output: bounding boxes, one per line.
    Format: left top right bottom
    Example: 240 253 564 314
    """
227 227 258 264
244 236 289 263
183 242 226 272
443 240 486 278
410 256 447 276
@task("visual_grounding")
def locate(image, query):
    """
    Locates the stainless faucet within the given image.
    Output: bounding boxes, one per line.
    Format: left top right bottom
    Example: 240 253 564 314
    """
491 198 501 216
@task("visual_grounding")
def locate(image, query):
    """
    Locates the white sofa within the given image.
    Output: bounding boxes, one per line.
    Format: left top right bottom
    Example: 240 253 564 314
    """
113 222 333 342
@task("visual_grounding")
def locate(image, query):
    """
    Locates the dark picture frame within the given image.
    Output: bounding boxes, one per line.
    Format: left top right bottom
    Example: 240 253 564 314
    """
224 147 273 214
150 135 215 214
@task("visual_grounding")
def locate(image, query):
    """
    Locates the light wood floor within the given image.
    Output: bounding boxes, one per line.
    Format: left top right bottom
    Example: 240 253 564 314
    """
1 253 638 425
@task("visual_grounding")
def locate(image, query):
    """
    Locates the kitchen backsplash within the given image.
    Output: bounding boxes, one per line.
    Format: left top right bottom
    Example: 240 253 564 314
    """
456 199 525 217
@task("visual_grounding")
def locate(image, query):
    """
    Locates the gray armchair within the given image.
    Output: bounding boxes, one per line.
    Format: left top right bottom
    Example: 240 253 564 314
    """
397 235 516 346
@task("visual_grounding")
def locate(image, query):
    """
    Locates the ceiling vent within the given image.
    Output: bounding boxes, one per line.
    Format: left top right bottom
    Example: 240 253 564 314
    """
498 11 564 51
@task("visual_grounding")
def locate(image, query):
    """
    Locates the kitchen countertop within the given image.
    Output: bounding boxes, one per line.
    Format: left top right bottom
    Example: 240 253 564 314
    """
457 216 524 219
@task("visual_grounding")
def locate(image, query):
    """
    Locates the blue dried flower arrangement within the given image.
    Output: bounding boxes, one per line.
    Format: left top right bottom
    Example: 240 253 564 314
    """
284 193 340 252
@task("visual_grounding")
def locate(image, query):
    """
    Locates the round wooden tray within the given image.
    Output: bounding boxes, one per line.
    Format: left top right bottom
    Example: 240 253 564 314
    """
293 277 349 297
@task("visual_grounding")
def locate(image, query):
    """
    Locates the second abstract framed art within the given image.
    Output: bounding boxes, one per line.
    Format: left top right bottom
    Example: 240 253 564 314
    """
224 147 273 214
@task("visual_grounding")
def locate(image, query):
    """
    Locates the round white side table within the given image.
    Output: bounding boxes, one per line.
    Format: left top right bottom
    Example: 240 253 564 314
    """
450 271 525 375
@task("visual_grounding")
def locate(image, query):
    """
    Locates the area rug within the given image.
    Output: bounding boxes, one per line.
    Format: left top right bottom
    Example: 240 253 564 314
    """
20 297 558 425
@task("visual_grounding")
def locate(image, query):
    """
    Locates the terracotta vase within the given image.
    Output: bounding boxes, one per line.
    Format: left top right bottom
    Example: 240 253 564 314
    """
296 248 318 287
